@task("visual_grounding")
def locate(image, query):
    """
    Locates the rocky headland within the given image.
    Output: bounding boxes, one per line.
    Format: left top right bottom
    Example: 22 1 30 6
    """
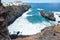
2 2 31 26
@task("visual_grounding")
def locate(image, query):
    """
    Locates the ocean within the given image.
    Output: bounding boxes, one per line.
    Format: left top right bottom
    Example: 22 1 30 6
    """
8 3 60 35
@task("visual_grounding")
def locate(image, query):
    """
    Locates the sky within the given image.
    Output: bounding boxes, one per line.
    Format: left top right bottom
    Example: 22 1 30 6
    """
2 0 60 3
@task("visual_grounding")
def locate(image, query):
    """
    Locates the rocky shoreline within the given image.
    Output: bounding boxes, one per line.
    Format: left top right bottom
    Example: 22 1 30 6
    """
4 2 31 39
14 25 60 40
3 3 31 26
0 2 31 40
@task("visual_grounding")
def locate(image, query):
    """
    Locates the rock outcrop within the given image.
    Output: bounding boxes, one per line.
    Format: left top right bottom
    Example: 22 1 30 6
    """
40 11 56 21
4 3 31 26
39 24 60 40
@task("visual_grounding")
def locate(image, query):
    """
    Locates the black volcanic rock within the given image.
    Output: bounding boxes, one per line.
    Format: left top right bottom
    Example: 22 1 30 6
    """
40 11 56 21
5 5 31 26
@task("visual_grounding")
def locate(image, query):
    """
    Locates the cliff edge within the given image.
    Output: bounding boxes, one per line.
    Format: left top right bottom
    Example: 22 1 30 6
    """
2 2 31 26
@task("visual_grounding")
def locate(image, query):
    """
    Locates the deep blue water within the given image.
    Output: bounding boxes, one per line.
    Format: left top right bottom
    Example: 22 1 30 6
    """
26 3 60 24
27 3 60 12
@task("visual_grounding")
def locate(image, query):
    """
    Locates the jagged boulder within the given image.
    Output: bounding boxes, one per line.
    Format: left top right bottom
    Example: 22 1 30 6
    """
40 11 56 21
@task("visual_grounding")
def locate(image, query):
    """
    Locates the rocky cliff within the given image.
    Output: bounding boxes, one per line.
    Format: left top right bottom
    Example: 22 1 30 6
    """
4 3 31 26
40 11 56 21
0 2 31 40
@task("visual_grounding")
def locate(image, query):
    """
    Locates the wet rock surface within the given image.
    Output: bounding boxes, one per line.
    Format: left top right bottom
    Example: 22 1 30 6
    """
40 11 56 21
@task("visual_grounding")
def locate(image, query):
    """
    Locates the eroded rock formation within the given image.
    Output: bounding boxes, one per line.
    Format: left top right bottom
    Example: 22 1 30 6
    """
40 11 56 21
5 4 31 26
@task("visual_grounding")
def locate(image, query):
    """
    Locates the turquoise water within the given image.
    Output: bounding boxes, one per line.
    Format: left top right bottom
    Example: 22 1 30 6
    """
26 3 60 24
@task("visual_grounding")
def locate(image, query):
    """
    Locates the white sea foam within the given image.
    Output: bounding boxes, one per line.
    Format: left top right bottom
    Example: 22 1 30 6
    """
37 8 44 11
8 9 56 35
22 9 32 17
54 12 60 24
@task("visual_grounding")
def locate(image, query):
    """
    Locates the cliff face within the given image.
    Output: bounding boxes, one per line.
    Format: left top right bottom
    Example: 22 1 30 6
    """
40 11 56 21
5 4 31 26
